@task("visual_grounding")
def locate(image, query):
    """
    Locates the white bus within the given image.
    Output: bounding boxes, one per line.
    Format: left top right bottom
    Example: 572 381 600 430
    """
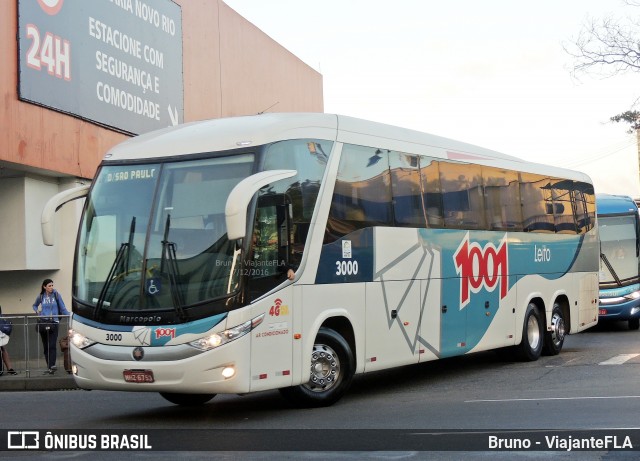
43 113 599 407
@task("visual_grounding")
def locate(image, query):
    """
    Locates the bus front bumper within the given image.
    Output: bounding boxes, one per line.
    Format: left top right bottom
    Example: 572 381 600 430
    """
598 295 640 321
69 340 252 394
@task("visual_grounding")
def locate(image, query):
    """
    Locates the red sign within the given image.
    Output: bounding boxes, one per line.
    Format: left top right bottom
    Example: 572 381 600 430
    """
454 233 508 308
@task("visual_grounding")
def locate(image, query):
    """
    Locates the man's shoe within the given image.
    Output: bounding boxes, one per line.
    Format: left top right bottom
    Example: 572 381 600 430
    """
50 365 57 372
43 369 54 375
7 369 17 375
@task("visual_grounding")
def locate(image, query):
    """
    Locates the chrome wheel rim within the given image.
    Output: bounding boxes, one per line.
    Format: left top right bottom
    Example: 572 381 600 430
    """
550 311 565 346
527 314 541 350
303 344 340 393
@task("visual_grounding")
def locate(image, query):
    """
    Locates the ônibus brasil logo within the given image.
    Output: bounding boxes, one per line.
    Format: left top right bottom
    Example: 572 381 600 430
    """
454 233 508 308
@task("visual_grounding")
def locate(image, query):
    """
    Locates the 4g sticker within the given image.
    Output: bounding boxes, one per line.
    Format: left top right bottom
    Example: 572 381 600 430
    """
260 299 290 339
269 298 289 317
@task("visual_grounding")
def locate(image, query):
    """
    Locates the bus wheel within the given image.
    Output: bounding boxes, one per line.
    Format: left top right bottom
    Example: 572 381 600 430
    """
516 303 543 361
159 392 216 406
543 304 566 356
629 318 640 330
279 327 355 408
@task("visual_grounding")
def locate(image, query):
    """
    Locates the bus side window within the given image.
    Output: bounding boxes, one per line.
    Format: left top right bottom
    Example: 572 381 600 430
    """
574 185 596 234
390 152 426 227
326 144 392 239
482 167 523 231
262 138 330 259
439 162 485 230
420 158 444 228
247 197 290 301
520 173 554 233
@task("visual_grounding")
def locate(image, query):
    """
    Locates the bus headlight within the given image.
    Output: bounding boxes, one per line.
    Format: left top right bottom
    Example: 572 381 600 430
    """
189 313 264 351
69 329 96 349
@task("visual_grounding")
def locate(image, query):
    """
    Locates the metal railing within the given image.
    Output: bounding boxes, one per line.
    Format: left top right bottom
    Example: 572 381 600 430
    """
1 315 71 377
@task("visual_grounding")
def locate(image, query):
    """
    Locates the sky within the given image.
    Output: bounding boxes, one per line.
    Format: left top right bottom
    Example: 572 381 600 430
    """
223 0 640 198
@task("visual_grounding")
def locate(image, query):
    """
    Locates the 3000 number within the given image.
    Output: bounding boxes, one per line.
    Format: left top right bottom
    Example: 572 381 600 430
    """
335 260 359 276
106 333 122 342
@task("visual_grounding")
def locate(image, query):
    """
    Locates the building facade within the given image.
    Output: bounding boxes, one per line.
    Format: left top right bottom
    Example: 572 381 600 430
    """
0 0 323 313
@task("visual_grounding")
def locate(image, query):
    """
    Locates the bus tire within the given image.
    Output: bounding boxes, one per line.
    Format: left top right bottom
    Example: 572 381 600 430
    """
543 304 566 356
279 327 355 408
629 318 640 330
516 303 543 361
159 392 216 406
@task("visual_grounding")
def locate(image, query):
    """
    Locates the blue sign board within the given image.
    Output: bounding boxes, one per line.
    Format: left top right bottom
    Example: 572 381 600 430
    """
18 0 183 135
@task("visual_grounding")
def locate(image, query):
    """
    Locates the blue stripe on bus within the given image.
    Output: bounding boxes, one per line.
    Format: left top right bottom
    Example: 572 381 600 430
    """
315 227 587 356
316 228 584 284
600 283 640 298
315 228 375 284
436 230 583 355
72 313 228 345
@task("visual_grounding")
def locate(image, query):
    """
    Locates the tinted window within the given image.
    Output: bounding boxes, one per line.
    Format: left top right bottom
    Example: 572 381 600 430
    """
483 167 523 231
419 157 444 227
327 144 392 240
326 145 594 237
520 173 555 232
248 139 331 299
439 162 485 229
390 152 426 227
575 183 596 234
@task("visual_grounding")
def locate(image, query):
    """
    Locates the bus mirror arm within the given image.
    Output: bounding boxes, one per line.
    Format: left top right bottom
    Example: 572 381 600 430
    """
225 170 297 240
41 184 90 246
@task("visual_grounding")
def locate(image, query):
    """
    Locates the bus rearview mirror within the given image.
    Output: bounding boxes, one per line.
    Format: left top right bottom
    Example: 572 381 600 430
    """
225 170 297 240
41 184 90 246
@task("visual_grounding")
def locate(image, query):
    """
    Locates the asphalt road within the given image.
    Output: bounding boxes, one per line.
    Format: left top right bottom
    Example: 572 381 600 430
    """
1 321 639 460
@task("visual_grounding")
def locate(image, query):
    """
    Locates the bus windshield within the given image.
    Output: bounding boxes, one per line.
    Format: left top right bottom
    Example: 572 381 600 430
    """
75 154 254 317
599 214 639 283
73 138 332 323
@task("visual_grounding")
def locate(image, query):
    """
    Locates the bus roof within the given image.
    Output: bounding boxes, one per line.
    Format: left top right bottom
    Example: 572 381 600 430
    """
596 193 639 215
103 113 593 183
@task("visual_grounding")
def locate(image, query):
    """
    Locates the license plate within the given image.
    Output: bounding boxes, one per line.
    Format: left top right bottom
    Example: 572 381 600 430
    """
599 309 607 316
123 369 154 383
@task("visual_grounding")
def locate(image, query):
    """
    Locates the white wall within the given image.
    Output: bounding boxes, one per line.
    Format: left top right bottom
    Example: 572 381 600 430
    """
0 176 59 270
0 175 84 314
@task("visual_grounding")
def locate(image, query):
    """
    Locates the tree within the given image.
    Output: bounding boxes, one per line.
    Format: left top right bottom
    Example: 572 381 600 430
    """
565 1 640 132
610 110 640 132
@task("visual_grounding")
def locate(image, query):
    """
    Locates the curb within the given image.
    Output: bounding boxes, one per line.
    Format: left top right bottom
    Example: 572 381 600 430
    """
0 374 78 391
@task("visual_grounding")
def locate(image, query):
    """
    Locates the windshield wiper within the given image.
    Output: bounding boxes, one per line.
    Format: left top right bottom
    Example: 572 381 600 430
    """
93 217 136 318
600 252 622 287
161 214 187 320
